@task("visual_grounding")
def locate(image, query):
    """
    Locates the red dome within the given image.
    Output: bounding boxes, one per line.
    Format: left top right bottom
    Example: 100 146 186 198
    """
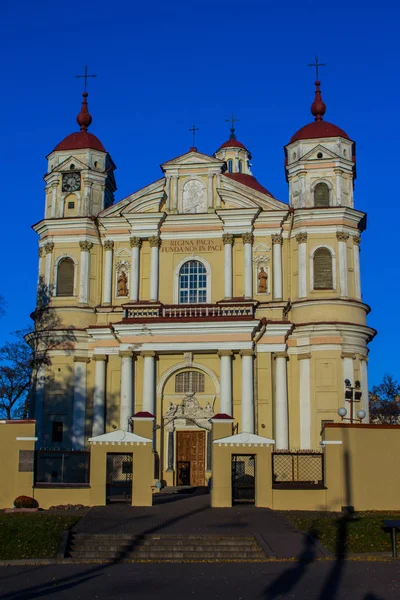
53 131 106 153
289 120 350 144
219 138 248 151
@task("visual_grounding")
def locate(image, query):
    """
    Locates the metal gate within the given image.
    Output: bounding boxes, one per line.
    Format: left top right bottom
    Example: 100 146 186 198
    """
106 453 133 503
232 454 256 504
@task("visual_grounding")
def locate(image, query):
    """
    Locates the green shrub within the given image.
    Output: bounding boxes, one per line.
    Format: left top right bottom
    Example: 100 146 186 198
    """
13 496 39 509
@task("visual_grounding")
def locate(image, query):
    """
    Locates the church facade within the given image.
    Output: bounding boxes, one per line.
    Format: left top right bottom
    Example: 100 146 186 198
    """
31 82 375 487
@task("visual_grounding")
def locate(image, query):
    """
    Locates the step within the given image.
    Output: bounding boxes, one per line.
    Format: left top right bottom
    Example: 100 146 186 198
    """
70 540 260 549
70 545 262 554
69 551 266 560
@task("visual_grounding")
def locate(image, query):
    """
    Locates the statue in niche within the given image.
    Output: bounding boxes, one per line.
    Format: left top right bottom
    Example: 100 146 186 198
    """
117 270 128 296
182 179 206 213
257 266 268 294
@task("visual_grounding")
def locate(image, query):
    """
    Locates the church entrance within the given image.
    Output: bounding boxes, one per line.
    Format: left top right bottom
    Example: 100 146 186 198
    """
176 430 205 486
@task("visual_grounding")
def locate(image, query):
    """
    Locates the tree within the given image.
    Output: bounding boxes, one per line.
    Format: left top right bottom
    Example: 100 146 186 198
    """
0 329 32 419
369 374 400 424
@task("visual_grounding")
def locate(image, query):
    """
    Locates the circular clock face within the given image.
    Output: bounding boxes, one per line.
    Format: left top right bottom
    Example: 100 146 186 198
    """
62 172 80 192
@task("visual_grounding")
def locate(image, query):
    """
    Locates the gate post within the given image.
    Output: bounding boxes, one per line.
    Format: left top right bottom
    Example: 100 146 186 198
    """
211 414 235 508
131 412 155 507
255 445 273 508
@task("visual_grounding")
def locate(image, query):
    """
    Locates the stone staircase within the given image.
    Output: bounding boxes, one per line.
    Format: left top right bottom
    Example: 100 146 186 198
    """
67 533 269 562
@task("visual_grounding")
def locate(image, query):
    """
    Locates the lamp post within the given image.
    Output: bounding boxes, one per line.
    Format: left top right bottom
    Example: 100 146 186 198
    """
338 379 366 424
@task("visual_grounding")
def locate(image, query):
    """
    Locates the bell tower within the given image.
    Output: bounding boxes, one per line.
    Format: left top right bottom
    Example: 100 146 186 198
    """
285 80 355 209
44 91 116 219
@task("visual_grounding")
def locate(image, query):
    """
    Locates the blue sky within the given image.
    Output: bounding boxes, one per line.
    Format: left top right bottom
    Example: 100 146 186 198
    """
1 0 399 386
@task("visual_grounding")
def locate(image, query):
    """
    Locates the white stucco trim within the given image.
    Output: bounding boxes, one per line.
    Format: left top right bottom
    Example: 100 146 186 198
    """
53 254 78 297
173 255 212 304
320 440 343 446
157 361 220 397
214 432 275 446
16 437 38 441
89 430 152 445
309 244 336 292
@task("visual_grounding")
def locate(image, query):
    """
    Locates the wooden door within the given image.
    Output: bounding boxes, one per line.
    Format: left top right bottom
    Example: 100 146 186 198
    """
176 431 205 486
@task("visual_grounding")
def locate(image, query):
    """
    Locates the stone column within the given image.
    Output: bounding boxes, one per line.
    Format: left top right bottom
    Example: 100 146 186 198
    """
141 351 156 415
165 174 171 211
299 172 307 207
92 355 107 437
353 236 362 300
342 352 354 391
172 175 179 213
34 364 46 444
296 233 308 299
103 240 114 305
218 350 233 416
272 234 283 299
44 242 54 290
222 234 234 299
335 169 342 205
149 236 161 302
360 355 370 423
337 232 349 297
119 350 134 431
130 237 142 302
216 174 222 208
208 173 214 211
274 352 289 450
242 233 254 299
298 353 311 449
72 357 90 450
37 247 44 288
240 349 254 433
50 185 57 218
79 241 93 304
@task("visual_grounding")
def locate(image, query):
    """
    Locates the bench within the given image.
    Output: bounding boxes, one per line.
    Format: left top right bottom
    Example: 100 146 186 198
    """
382 520 400 558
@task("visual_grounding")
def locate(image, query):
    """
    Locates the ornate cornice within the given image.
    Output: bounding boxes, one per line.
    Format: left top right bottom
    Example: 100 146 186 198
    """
271 234 283 245
222 233 234 246
44 242 54 254
141 351 156 358
336 232 349 242
93 354 108 362
274 352 288 360
149 235 161 248
341 351 356 360
73 356 91 364
130 236 143 248
239 349 254 358
119 350 135 359
80 241 93 252
104 240 114 250
242 233 254 245
295 233 308 244
218 350 233 358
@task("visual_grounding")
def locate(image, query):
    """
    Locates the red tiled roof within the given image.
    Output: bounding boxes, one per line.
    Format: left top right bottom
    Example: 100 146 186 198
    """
132 411 155 419
223 173 275 197
219 138 248 150
53 131 106 153
289 120 350 144
212 413 234 420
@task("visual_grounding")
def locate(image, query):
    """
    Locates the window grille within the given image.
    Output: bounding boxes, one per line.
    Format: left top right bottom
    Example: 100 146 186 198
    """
314 182 330 207
175 371 205 393
57 258 74 296
314 248 333 289
179 260 207 304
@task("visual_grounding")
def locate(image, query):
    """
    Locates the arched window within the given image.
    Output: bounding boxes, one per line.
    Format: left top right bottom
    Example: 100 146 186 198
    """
313 248 333 289
227 159 233 173
314 182 330 207
179 260 207 304
238 160 243 173
56 258 74 296
175 371 205 393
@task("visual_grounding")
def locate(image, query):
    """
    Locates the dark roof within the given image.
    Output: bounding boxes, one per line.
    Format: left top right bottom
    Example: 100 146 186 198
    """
289 120 350 144
53 131 106 153
223 172 275 197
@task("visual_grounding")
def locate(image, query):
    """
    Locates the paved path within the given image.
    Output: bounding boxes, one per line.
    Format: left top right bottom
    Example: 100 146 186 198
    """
0 562 400 599
73 489 323 558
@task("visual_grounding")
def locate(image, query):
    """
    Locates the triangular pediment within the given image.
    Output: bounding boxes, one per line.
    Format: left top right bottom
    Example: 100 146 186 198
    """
162 150 224 169
89 430 152 445
100 179 166 216
213 432 275 446
300 144 341 162
52 156 90 172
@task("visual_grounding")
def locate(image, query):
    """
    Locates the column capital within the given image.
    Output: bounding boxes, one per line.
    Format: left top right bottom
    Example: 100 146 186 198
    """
341 351 356 360
119 350 135 359
104 240 114 250
73 356 91 364
336 232 349 242
38 247 45 258
93 354 108 362
218 350 233 358
274 352 288 360
130 236 142 248
239 349 254 358
242 232 254 245
44 242 54 254
356 353 368 362
80 240 93 252
222 233 234 245
272 234 283 245
149 235 161 248
141 351 156 358
295 232 308 244
353 235 361 245
297 352 311 360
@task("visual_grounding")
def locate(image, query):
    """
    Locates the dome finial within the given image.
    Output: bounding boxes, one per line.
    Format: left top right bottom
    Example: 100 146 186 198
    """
311 80 327 122
226 113 239 140
76 92 92 131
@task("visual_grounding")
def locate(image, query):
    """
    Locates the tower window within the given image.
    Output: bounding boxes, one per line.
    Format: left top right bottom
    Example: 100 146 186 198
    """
238 160 243 173
317 152 323 159
56 257 74 296
67 201 75 209
227 159 233 173
179 260 207 304
314 182 330 207
313 248 333 289
70 163 75 170
175 371 205 394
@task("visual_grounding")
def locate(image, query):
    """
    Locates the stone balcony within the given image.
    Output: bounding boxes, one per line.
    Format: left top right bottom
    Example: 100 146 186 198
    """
122 301 257 322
